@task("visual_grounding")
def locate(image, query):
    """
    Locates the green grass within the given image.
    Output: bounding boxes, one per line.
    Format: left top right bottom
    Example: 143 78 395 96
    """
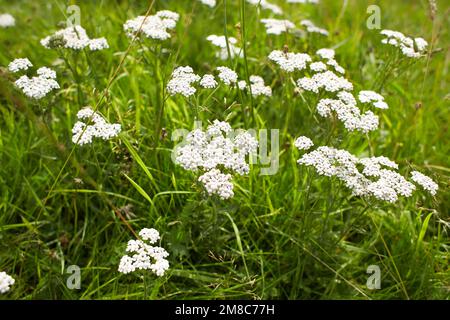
0 0 449 299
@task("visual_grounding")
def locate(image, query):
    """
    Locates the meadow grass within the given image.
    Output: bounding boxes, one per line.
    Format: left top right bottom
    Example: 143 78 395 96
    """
0 0 449 299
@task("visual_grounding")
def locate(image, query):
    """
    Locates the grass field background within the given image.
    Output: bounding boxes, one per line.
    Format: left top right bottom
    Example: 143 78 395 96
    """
0 0 449 299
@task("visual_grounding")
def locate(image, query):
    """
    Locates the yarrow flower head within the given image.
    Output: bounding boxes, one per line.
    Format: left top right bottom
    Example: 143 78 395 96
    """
72 107 121 145
0 271 14 294
294 136 314 151
216 66 238 85
123 10 179 41
246 0 283 15
300 20 328 36
0 13 15 28
261 19 296 35
41 25 109 51
175 120 258 199
199 74 218 89
207 35 242 60
118 228 169 277
198 0 216 7
8 58 32 73
238 75 272 97
295 141 440 203
358 90 389 109
380 29 428 58
268 50 312 73
410 171 438 196
167 66 201 97
10 59 59 99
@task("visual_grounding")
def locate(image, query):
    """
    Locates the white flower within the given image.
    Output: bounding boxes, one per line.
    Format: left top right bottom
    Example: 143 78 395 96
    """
198 169 234 199
298 146 417 203
118 228 169 277
72 107 121 145
41 25 108 51
268 50 312 72
139 228 160 244
358 90 389 109
198 0 216 8
8 58 33 73
14 71 60 100
216 66 238 85
167 66 201 97
199 74 218 89
238 75 272 97
207 35 242 60
36 67 57 79
88 37 109 51
175 120 258 198
411 171 438 196
316 48 335 60
246 0 283 15
298 71 353 93
380 29 427 58
0 272 14 294
261 19 295 35
294 136 314 151
301 20 328 36
0 13 15 27
123 10 179 41
309 61 327 72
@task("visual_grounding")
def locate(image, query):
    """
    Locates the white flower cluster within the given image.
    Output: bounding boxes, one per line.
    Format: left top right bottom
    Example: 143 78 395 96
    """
175 120 258 199
247 0 283 15
297 141 438 202
279 48 386 133
0 13 15 27
41 25 109 51
261 19 296 35
167 66 239 97
0 271 14 294
268 50 312 72
411 171 438 196
300 20 328 36
287 0 319 3
380 29 428 58
8 58 32 73
13 62 59 100
294 136 314 150
198 0 216 7
358 90 389 109
72 107 121 145
123 10 179 41
118 228 170 277
238 75 272 97
207 35 242 60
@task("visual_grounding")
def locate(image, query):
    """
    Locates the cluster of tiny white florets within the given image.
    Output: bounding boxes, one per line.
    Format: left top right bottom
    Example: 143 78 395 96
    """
167 66 239 97
10 59 60 99
198 0 216 7
118 228 170 277
300 20 329 36
207 35 242 60
297 141 438 202
72 107 121 145
175 120 258 199
247 0 283 15
268 50 312 73
123 10 179 41
0 13 15 27
269 48 385 133
261 19 296 35
410 171 438 196
41 25 109 51
287 0 319 3
358 91 389 109
8 58 33 73
0 271 14 294
294 136 314 151
238 75 272 97
380 29 428 58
